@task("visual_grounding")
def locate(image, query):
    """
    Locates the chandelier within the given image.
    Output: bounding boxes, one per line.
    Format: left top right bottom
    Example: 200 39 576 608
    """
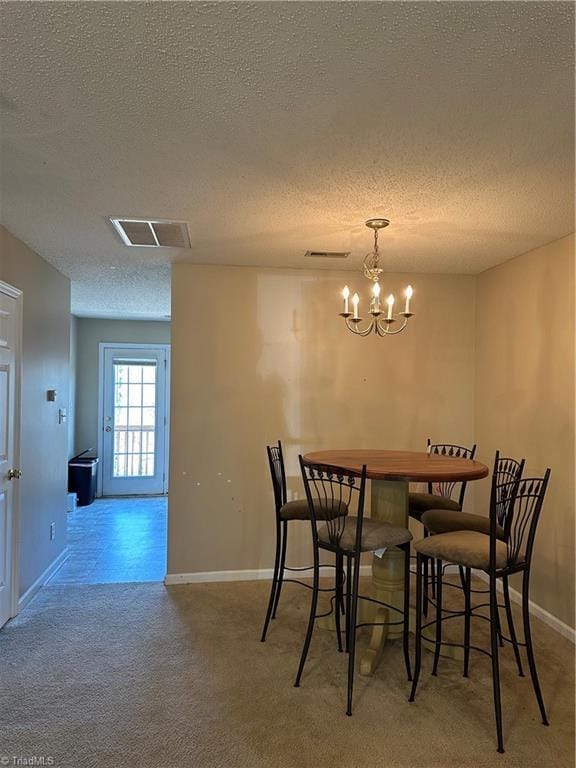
339 218 414 337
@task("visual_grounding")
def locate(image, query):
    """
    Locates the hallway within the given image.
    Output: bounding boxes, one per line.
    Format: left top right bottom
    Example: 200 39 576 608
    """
49 496 167 585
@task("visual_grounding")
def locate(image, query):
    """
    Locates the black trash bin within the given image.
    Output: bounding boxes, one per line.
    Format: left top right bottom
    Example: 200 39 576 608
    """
68 451 99 507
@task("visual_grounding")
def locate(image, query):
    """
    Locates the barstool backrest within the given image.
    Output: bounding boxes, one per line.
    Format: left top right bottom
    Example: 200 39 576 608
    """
492 452 525 529
426 439 477 507
267 441 287 511
299 457 366 555
490 465 551 570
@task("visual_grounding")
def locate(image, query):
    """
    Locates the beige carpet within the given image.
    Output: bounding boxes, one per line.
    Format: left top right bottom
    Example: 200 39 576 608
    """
0 578 573 768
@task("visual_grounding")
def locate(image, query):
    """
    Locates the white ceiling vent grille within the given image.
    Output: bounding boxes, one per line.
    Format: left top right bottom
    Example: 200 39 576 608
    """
304 250 350 259
110 218 191 248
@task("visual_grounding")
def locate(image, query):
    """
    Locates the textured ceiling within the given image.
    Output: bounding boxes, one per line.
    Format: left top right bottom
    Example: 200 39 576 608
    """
0 2 574 319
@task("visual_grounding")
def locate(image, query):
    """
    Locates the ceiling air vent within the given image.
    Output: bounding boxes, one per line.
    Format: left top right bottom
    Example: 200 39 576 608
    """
110 218 191 248
304 250 350 259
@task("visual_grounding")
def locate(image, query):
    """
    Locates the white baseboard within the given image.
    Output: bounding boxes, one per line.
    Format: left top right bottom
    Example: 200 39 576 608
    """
166 568 274 584
16 547 69 613
164 564 373 586
165 564 574 644
475 571 575 644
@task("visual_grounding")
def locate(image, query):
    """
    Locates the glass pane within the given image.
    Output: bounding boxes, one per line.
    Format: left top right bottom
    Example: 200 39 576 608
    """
128 407 142 427
128 383 143 407
142 431 155 454
113 454 127 477
115 383 128 407
114 364 129 385
128 365 143 384
142 408 155 428
142 365 156 383
114 430 127 453
115 407 128 427
142 384 155 407
125 430 139 454
111 359 158 478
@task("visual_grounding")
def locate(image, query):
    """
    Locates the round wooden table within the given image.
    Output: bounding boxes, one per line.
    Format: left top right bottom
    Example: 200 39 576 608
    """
303 449 489 675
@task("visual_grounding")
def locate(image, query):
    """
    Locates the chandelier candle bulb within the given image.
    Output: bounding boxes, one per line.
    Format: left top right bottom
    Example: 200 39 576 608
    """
404 285 413 314
372 281 381 312
386 294 395 320
342 285 350 314
352 292 360 319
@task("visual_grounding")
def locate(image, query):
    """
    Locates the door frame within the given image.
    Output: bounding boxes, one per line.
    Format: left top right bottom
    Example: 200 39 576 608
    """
96 342 171 497
0 281 23 620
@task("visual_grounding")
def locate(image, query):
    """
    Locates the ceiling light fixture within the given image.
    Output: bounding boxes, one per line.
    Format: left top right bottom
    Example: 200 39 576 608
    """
340 218 414 337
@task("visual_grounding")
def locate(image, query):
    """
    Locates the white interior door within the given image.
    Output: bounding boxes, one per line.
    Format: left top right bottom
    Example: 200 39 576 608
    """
101 346 169 496
0 287 20 628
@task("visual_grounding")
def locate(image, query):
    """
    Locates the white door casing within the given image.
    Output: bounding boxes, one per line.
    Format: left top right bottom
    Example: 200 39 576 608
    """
99 344 170 496
0 283 22 628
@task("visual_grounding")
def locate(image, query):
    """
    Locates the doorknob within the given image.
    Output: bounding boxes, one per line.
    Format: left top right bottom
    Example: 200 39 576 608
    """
7 468 22 480
105 426 112 432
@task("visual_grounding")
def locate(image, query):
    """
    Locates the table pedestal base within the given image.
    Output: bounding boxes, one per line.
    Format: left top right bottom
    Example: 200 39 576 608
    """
317 479 465 674
357 479 408 675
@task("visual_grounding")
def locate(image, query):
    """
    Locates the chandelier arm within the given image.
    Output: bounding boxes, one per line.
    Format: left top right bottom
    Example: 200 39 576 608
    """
344 317 376 337
375 316 409 335
374 322 388 337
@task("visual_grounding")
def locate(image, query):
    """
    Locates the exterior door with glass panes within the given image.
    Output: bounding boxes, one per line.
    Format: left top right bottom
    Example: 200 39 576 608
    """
101 346 169 495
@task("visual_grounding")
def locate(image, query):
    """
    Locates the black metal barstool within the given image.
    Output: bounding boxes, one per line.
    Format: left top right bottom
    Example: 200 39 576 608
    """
294 457 413 716
408 440 477 612
421 452 526 673
409 463 551 753
408 439 478 522
260 441 348 642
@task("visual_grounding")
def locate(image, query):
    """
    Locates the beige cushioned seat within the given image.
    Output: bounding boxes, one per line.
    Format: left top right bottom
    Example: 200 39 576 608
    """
421 509 505 540
279 499 348 521
318 517 412 552
408 492 461 520
414 530 514 570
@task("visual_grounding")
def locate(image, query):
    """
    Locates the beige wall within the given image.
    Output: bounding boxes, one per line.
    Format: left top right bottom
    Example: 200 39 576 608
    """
0 226 71 598
168 264 476 576
74 318 170 455
475 234 575 628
